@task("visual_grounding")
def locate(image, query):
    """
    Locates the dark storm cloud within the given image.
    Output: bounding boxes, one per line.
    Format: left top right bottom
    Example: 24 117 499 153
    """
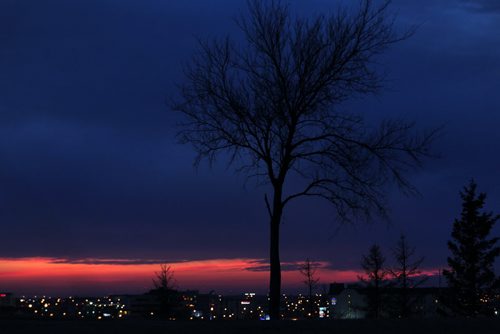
244 259 327 272
49 258 187 266
243 258 302 272
245 264 301 272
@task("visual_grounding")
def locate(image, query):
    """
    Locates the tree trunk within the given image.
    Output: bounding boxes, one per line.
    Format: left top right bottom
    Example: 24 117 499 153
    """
269 185 283 320
308 283 313 317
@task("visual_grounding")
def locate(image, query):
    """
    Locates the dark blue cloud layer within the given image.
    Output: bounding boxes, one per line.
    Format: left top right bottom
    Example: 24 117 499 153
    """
0 0 499 274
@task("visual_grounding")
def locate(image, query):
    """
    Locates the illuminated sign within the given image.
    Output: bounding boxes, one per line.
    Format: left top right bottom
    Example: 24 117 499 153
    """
241 301 250 305
0 294 6 298
319 306 327 318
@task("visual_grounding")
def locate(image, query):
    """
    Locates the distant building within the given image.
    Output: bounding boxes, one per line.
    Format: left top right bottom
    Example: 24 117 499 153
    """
113 294 161 317
0 293 15 307
328 283 446 319
0 292 16 316
328 283 365 319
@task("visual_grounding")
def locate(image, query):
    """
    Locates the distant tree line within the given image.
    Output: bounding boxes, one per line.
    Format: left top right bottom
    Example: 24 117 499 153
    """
357 180 499 318
358 235 427 319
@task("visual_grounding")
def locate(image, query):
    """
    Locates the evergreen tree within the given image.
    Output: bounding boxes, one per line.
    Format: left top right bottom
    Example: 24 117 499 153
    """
443 180 500 316
359 244 390 318
389 234 427 318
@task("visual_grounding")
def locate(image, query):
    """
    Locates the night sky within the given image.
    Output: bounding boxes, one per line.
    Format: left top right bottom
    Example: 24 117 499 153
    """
1 0 499 296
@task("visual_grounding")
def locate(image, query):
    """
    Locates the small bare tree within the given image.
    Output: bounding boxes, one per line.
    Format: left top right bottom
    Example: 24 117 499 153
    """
174 0 436 319
152 264 178 319
299 258 320 317
359 244 390 318
153 263 176 291
389 234 426 318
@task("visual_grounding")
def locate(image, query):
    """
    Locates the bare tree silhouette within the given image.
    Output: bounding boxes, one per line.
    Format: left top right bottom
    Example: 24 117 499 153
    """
299 258 320 317
153 263 176 291
389 234 427 318
359 244 390 318
151 264 178 318
174 0 436 318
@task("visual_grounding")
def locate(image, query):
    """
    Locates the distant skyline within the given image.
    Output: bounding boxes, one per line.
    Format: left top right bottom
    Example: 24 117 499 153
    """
1 0 499 295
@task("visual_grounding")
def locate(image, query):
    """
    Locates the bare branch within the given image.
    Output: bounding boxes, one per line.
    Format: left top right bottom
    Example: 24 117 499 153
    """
174 1 435 223
173 0 436 318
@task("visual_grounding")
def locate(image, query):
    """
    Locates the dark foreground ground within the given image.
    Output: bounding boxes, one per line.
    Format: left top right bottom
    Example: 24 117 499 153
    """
1 318 500 334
